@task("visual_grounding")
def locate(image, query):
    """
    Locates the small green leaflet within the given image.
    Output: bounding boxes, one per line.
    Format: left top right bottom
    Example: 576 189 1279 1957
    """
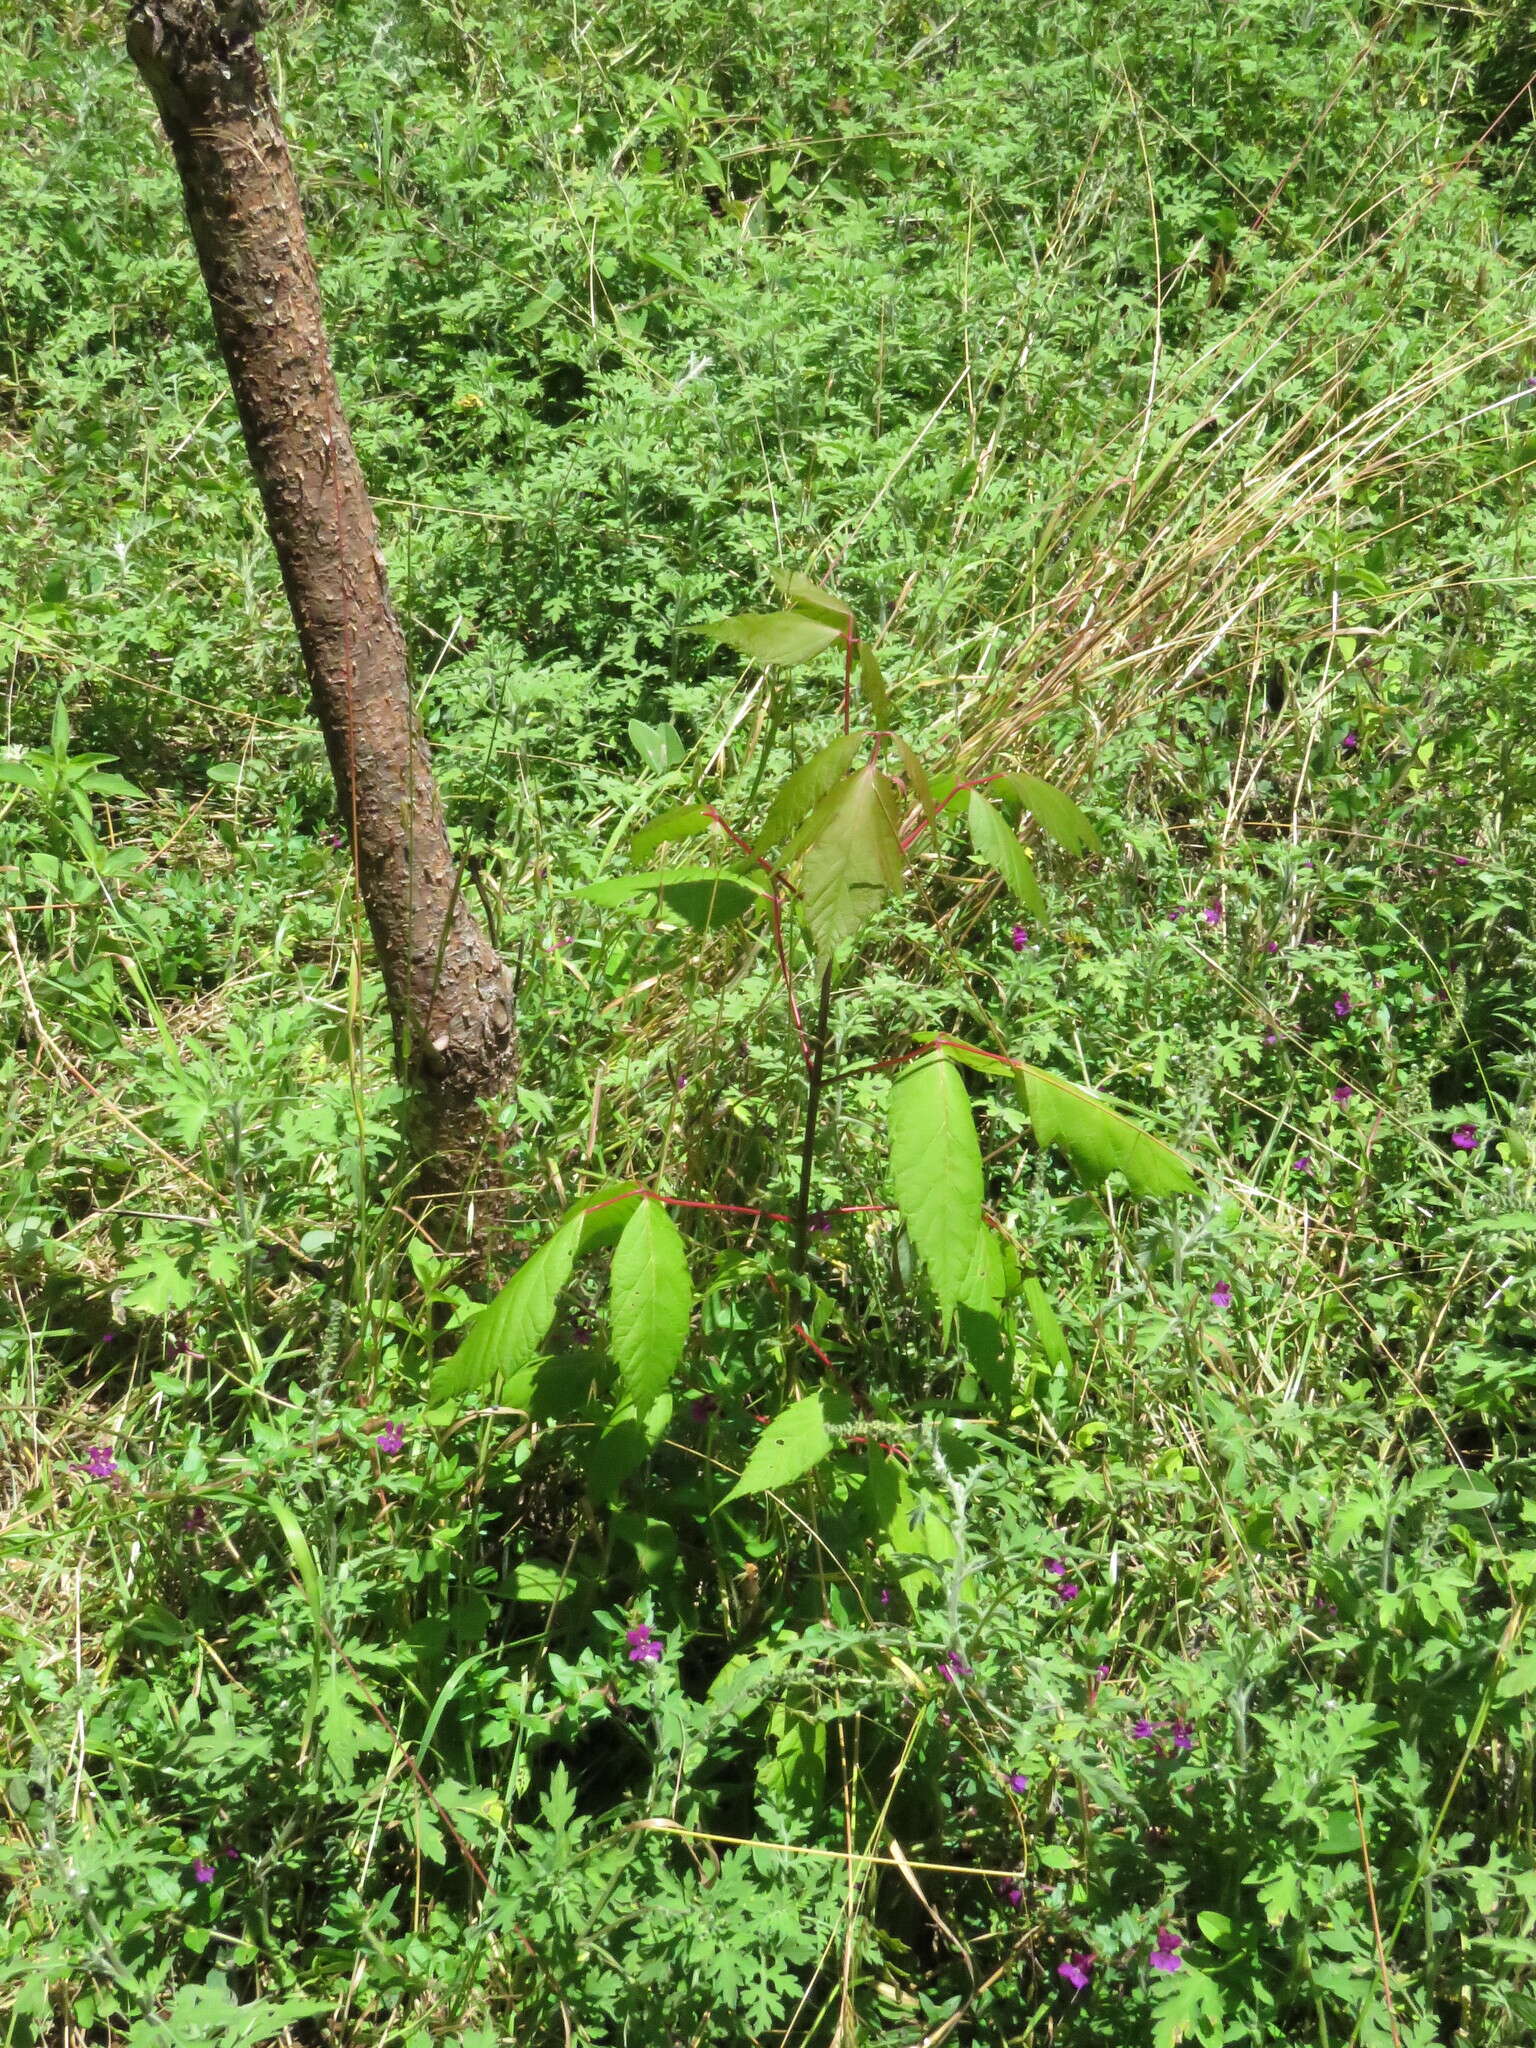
889 1051 984 1330
627 718 685 772
430 1209 583 1403
574 865 767 931
968 790 1045 917
798 762 905 956
718 1390 849 1506
631 803 714 862
768 568 853 628
892 735 937 832
755 732 863 858
690 610 845 666
990 770 1100 856
609 1198 692 1413
1016 1064 1197 1196
1020 1276 1072 1370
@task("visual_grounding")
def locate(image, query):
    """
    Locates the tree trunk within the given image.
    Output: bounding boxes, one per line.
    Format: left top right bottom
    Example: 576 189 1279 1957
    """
125 0 515 1225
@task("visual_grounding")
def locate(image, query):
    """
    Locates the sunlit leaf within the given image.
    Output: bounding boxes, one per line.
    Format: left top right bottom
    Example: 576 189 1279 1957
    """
755 732 862 858
609 1198 692 1414
627 718 685 772
574 865 768 931
968 790 1045 916
1020 1276 1072 1370
769 568 853 629
858 643 892 725
719 1390 849 1505
1016 1065 1197 1195
798 762 904 955
631 803 714 862
991 770 1101 856
690 611 845 666
889 1051 984 1329
430 1211 583 1402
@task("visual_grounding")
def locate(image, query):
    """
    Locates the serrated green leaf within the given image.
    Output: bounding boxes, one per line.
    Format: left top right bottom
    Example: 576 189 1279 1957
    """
1496 1652 1536 1700
627 718 685 772
892 734 936 832
574 865 766 931
968 790 1045 917
757 732 863 858
1017 1065 1198 1196
798 762 904 956
631 803 714 862
719 1391 847 1505
430 1211 583 1403
889 1052 984 1330
858 642 892 724
610 1199 692 1413
991 770 1101 855
691 610 845 666
769 568 853 628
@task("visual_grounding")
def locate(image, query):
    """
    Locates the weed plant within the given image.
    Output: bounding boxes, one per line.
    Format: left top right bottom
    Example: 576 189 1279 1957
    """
4 1 1536 2044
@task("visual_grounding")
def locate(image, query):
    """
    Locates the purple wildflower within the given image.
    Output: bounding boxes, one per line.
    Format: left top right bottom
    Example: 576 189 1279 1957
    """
1332 1083 1354 1104
1095 1663 1111 1679
192 1859 216 1885
1266 939 1280 954
1210 1281 1232 1309
1058 1952 1094 1992
1045 1558 1068 1577
1263 1030 1279 1046
1451 1124 1478 1152
688 1395 719 1422
1294 1155 1312 1174
938 1651 972 1683
626 1624 664 1665
878 1587 891 1609
1333 996 1351 1019
1170 1719 1195 1752
1150 1928 1183 1974
376 1422 404 1456
1202 902 1222 927
1453 855 1471 866
1131 1717 1159 1740
1166 906 1185 920
80 1447 118 1480
1008 1771 1029 1794
1341 731 1359 754
1000 1879 1024 1907
1011 925 1030 951
1057 1582 1080 1602
183 1503 209 1534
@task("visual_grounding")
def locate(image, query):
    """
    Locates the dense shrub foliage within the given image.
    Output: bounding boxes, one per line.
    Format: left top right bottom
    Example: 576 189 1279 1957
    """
4 1 1536 2043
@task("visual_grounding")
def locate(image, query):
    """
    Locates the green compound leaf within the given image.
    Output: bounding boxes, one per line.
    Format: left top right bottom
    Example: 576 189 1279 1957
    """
1016 1065 1197 1196
430 1210 584 1403
719 1390 849 1506
798 761 905 956
609 1198 693 1415
968 790 1045 917
756 732 863 859
991 770 1101 856
889 1050 984 1331
1020 1276 1073 1370
690 610 845 666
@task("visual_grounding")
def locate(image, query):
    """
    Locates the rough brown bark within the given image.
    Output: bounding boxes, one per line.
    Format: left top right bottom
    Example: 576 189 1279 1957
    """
126 0 514 1221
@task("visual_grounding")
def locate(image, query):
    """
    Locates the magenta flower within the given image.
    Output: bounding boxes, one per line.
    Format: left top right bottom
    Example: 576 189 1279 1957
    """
1341 731 1359 754
1131 1717 1159 1739
1294 1155 1312 1174
999 1877 1024 1906
1008 1771 1029 1793
878 1586 891 1609
1011 925 1029 951
1453 855 1471 866
626 1624 664 1665
80 1447 118 1480
1045 1558 1068 1577
1266 939 1280 954
1210 1281 1232 1309
1057 1582 1080 1602
1333 996 1351 1019
1332 1083 1354 1104
938 1650 972 1683
1095 1662 1111 1679
1057 1952 1094 1991
1202 902 1222 927
191 1859 216 1885
1150 1928 1184 1973
1263 1030 1278 1046
688 1395 719 1422
1166 906 1186 920
1451 1124 1478 1152
376 1422 404 1456
1170 1719 1195 1752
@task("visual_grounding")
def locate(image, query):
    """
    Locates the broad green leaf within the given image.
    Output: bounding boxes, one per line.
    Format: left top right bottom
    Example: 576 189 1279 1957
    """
889 1052 984 1329
957 1218 1006 1314
755 732 862 858
574 865 767 931
956 1221 1009 1402
1021 1276 1073 1370
769 568 853 628
631 803 714 862
1150 1963 1226 2048
991 770 1101 856
858 643 892 724
571 1184 645 1252
719 1390 846 1505
430 1210 584 1403
509 1562 578 1606
582 1391 672 1501
609 1198 692 1413
798 762 905 956
627 718 685 772
892 734 937 832
690 610 845 666
1017 1065 1198 1196
968 790 1045 917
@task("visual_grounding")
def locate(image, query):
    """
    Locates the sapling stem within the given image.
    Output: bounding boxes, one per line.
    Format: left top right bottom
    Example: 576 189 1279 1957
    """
791 963 836 1283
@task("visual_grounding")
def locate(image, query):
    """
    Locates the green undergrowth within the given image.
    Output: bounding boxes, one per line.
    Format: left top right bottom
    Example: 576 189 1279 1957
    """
4 1 1536 2044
